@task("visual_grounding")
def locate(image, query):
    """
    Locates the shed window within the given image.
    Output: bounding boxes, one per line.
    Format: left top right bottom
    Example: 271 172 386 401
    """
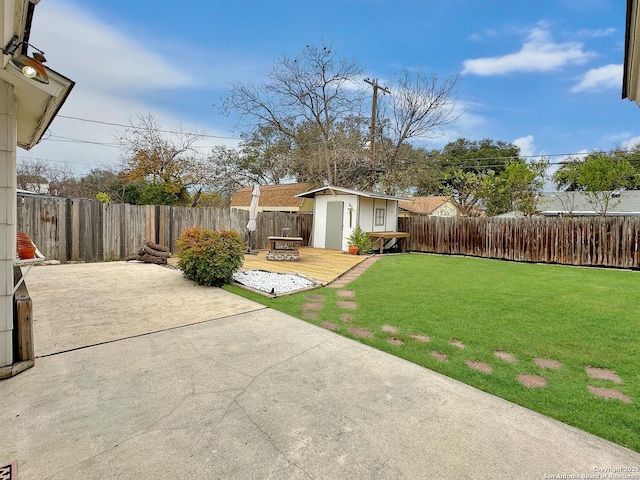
375 208 385 226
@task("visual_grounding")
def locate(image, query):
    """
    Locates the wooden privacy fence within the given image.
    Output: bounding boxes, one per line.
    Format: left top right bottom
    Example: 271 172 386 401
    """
398 216 640 269
16 194 313 263
21 194 640 269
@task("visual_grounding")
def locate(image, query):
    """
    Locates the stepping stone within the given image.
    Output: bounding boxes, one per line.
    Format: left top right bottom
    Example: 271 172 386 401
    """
465 360 493 374
306 294 325 302
449 339 466 349
408 334 430 343
534 358 562 370
336 290 355 298
381 325 398 334
321 322 339 331
337 300 358 310
302 311 319 320
430 351 448 363
340 313 354 323
588 386 632 404
494 351 517 363
517 374 547 388
586 367 623 384
348 326 373 338
302 302 322 311
387 337 404 346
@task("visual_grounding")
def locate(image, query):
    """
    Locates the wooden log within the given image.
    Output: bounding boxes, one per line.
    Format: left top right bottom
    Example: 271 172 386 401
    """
142 244 171 258
137 253 168 265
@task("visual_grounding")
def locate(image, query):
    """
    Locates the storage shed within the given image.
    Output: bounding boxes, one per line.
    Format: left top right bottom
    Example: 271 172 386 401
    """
296 185 404 251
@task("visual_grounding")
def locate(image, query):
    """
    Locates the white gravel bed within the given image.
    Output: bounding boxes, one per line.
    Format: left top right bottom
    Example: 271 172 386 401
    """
233 270 315 295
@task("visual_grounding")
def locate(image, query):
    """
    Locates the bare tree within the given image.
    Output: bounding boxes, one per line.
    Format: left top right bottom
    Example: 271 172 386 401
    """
17 158 81 196
17 158 52 193
377 70 462 193
224 43 367 186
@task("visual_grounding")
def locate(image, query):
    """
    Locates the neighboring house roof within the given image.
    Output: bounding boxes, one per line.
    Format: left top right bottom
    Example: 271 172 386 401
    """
398 196 459 215
231 183 312 209
539 191 640 216
296 185 404 201
623 0 640 105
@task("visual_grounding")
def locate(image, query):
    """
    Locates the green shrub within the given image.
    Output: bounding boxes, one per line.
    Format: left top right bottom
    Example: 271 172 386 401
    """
347 224 372 255
176 226 245 286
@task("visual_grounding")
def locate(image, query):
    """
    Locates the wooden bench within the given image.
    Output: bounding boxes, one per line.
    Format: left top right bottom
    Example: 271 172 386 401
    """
367 231 410 254
267 236 303 261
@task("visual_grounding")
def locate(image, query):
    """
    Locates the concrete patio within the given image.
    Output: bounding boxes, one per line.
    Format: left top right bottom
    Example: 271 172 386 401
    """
0 262 638 479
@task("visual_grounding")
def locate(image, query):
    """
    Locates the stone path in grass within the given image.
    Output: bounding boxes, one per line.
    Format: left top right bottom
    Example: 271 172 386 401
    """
303 281 635 405
326 255 382 288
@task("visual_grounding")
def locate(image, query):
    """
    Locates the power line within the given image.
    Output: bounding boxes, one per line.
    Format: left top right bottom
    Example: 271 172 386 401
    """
45 135 121 148
56 114 240 140
42 134 226 151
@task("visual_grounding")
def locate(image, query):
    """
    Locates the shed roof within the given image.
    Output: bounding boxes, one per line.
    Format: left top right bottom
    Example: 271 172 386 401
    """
398 196 457 214
231 183 312 208
295 185 404 201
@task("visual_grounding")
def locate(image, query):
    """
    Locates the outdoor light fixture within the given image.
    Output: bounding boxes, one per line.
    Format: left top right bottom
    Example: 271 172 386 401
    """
2 35 49 84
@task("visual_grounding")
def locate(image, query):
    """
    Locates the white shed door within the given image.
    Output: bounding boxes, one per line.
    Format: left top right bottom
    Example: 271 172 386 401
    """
325 201 344 250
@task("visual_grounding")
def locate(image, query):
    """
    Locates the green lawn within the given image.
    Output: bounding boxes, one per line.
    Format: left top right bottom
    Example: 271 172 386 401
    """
225 254 640 452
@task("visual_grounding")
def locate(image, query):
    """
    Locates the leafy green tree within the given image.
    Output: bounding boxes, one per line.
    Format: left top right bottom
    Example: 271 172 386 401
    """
443 168 495 216
438 138 519 175
483 158 549 216
138 183 185 206
553 151 634 215
414 138 522 213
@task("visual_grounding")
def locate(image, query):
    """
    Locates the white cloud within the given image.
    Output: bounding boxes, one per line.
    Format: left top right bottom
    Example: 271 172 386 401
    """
512 135 536 157
622 136 640 151
571 64 622 93
576 28 616 38
17 1 240 175
29 2 195 92
469 30 499 42
462 30 596 76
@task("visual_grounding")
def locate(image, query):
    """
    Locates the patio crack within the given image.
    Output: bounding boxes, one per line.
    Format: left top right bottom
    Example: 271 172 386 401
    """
41 381 248 479
41 390 198 480
233 399 315 480
43 331 330 479
213 338 333 479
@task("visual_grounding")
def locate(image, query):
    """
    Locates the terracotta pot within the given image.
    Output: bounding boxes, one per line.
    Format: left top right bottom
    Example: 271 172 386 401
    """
17 233 32 247
19 246 36 259
348 245 359 255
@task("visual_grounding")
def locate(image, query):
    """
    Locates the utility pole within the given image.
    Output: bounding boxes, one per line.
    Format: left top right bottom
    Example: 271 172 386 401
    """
364 78 390 190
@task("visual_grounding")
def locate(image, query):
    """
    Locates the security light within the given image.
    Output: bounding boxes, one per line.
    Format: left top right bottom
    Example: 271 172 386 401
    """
2 35 49 84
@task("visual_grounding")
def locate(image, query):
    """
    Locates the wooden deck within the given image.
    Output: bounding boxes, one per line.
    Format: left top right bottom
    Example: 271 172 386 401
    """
241 247 368 284
169 247 369 285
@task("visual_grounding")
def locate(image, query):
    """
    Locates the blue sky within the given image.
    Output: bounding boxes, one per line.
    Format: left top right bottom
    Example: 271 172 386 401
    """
20 0 639 182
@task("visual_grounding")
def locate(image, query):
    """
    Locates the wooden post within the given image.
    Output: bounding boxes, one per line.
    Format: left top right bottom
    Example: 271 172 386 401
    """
13 266 33 361
364 78 390 189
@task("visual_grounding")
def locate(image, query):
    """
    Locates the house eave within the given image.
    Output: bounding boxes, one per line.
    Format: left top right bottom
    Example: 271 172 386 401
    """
623 0 640 105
